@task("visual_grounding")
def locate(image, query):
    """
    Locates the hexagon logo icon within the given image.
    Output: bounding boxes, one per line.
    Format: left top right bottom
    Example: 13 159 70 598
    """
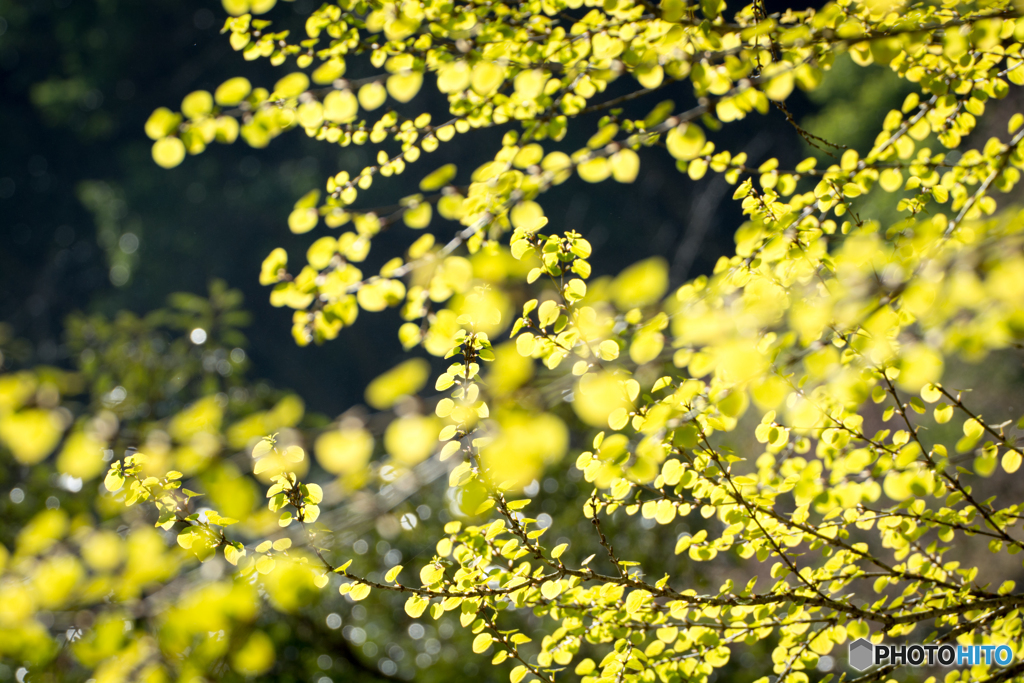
849 638 874 671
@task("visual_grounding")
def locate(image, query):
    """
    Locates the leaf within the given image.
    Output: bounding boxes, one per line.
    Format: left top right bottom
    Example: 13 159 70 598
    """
440 441 461 461
214 77 251 106
510 665 529 683
273 72 309 98
349 583 371 601
357 82 387 111
575 659 596 675
472 633 493 653
577 157 611 183
921 384 943 403
510 201 545 232
448 461 473 487
1002 449 1022 474
103 470 124 493
385 565 403 582
565 278 587 302
177 529 196 549
144 107 181 139
964 418 984 440
152 138 186 169
612 257 669 310
224 544 245 566
666 123 705 161
315 428 374 476
470 61 504 96
514 69 545 98
541 581 562 600
386 71 423 103
611 148 640 183
288 207 318 234
625 589 648 613
366 358 430 409
420 164 457 191
181 90 213 119
420 563 444 586
303 482 323 505
598 340 620 361
436 60 471 93
324 89 359 123
405 595 428 618
538 300 559 327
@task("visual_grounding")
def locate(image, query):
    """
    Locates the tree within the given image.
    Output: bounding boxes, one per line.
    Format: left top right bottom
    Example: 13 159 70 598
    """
4 0 1024 681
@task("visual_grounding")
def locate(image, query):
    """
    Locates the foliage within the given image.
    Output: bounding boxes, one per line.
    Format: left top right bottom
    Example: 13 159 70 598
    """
5 0 1024 682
